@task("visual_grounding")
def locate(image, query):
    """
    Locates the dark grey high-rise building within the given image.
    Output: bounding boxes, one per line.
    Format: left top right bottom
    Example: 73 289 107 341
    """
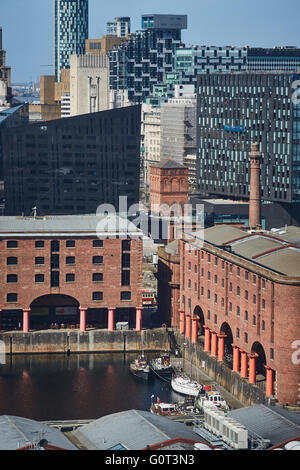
196 72 300 204
54 0 89 81
2 106 141 216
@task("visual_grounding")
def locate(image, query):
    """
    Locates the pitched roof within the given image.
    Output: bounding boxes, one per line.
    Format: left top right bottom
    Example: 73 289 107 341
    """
157 159 188 170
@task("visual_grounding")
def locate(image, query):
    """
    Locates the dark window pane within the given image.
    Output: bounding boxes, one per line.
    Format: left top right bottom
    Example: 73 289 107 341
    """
122 240 131 251
51 254 59 268
93 239 103 248
122 270 130 286
35 257 45 265
51 271 59 287
7 240 18 248
51 240 60 252
7 257 18 265
35 274 44 283
66 240 75 248
122 253 130 268
121 291 131 300
7 274 18 283
66 273 75 282
66 256 75 265
93 273 103 282
35 240 45 248
7 293 17 302
93 292 103 301
93 256 103 265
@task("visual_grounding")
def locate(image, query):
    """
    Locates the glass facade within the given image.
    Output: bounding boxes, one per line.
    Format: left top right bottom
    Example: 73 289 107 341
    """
54 0 89 81
197 72 300 203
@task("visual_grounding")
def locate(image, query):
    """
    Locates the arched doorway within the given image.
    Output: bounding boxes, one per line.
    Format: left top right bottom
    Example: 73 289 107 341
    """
220 322 234 367
251 342 267 377
193 306 205 336
30 294 80 329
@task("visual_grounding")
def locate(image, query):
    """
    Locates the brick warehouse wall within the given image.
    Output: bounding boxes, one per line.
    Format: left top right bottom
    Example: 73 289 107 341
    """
0 236 143 312
177 237 300 405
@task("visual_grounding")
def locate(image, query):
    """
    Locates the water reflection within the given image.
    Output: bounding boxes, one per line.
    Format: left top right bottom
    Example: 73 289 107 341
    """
0 353 174 421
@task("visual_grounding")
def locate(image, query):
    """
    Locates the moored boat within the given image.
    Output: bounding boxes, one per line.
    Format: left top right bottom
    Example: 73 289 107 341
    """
129 356 151 381
150 351 174 377
195 388 229 412
171 375 203 397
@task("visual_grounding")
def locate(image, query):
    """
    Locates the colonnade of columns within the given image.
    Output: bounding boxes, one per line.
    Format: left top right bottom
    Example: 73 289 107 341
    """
13 307 144 334
179 313 275 398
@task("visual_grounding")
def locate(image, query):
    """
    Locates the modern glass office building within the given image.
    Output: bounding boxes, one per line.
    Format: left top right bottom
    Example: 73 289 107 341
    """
196 72 300 204
54 0 89 81
108 14 187 103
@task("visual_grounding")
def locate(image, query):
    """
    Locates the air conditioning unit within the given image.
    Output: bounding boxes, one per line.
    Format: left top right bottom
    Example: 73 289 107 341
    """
204 408 227 437
222 420 248 450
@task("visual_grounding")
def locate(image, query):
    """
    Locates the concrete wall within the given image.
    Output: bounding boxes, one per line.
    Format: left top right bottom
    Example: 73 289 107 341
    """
0 328 169 355
174 332 267 407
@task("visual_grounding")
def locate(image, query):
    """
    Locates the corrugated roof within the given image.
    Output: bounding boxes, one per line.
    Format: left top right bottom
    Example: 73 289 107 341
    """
189 225 300 277
229 405 300 446
71 409 204 450
0 415 77 450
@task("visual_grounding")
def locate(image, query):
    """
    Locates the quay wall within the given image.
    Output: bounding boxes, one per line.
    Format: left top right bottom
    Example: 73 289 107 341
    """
174 332 267 407
0 329 169 355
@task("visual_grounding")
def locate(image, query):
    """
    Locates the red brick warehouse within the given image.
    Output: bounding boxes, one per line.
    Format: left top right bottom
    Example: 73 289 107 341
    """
0 214 144 333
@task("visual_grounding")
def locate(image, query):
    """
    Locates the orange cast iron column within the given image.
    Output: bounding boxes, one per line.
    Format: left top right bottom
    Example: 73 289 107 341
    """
185 313 191 339
23 309 30 333
232 344 240 373
179 311 185 334
79 308 87 332
211 332 218 357
136 307 143 331
240 351 248 378
204 326 211 352
248 353 258 384
108 308 115 331
265 366 274 397
191 317 199 344
217 334 227 362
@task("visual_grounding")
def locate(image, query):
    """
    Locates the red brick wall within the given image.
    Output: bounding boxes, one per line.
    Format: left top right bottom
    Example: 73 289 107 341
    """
150 166 189 213
0 237 143 311
177 239 300 405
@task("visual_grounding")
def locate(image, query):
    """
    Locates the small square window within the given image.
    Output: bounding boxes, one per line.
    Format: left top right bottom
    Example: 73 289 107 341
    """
66 256 75 265
35 274 44 283
93 256 103 265
66 273 75 282
93 292 103 301
66 240 75 248
7 240 18 248
121 291 131 300
35 257 45 265
7 293 18 303
7 274 18 283
35 240 45 248
93 273 103 282
93 239 103 248
7 257 18 265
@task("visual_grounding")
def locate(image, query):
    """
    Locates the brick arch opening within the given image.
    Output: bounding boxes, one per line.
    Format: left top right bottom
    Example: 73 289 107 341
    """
251 341 267 376
220 322 233 356
29 294 80 329
193 305 205 336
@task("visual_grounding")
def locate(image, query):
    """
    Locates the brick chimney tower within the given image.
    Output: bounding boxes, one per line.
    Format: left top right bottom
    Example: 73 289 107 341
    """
249 142 262 229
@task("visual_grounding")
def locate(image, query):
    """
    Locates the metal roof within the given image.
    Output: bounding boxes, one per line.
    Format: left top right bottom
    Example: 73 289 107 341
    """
189 225 300 277
228 405 300 446
0 415 77 450
0 214 143 237
71 409 204 450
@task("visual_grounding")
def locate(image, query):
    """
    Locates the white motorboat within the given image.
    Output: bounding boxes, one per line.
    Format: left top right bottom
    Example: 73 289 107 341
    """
195 389 229 411
171 375 203 397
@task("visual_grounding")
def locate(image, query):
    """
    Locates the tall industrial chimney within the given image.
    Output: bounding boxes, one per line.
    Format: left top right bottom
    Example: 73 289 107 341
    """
249 142 262 229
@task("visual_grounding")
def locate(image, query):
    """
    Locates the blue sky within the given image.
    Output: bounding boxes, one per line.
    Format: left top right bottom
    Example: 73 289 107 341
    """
1 0 299 83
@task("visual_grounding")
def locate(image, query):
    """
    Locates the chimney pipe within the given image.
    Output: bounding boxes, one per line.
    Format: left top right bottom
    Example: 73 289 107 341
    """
249 142 262 230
